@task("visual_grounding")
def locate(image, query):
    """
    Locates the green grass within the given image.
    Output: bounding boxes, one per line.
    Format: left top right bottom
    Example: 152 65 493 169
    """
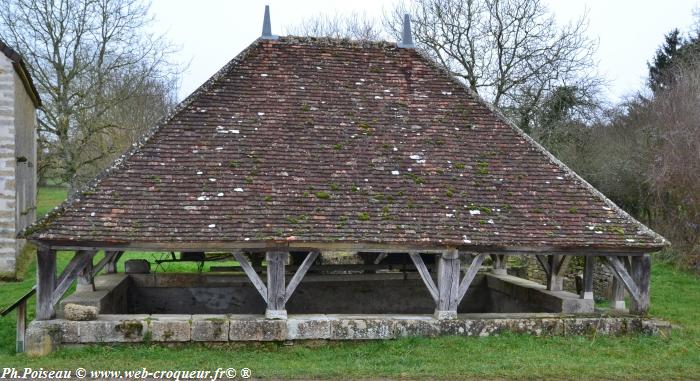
0 187 699 379
36 186 69 218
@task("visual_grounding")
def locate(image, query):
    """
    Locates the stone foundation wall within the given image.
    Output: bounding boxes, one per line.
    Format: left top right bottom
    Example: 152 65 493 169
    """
25 314 672 355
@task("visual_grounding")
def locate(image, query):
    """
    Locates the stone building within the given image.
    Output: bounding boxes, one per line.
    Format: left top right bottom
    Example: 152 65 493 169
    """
0 40 41 279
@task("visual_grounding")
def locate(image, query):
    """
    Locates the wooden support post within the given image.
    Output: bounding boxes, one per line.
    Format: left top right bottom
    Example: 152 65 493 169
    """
103 251 123 274
435 249 460 319
77 251 96 292
490 254 507 275
16 300 26 353
546 254 564 291
630 254 651 315
604 255 651 314
36 247 56 320
265 251 288 319
581 256 595 300
611 276 626 310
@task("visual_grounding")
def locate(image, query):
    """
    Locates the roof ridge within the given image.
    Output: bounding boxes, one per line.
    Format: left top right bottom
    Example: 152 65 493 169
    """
409 48 668 247
276 35 397 48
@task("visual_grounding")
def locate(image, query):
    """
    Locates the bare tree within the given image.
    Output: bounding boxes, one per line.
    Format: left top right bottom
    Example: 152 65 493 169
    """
385 0 601 132
0 0 180 189
644 62 700 265
287 11 384 41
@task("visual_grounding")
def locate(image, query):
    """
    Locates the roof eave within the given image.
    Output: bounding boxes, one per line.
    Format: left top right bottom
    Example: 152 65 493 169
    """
30 238 667 255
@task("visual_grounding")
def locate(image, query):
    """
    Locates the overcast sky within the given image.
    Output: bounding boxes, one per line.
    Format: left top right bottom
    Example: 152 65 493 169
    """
149 0 699 103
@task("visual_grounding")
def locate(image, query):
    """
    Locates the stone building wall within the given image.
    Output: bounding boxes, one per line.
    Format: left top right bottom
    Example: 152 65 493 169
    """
0 51 37 279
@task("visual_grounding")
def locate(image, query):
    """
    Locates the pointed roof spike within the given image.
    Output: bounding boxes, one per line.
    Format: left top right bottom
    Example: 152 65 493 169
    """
261 5 277 40
398 14 414 48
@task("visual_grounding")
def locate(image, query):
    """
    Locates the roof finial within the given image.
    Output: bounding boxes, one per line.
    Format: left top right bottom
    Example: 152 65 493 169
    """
261 5 277 40
398 14 414 48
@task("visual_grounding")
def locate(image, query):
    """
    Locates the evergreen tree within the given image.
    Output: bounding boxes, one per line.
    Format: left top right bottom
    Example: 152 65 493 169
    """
648 29 700 93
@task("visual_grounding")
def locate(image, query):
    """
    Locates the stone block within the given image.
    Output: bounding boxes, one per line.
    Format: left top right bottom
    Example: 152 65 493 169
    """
64 303 97 321
78 317 149 343
57 320 80 343
149 315 191 342
192 315 230 341
229 316 287 341
330 317 394 340
286 315 332 340
25 322 62 357
392 317 440 337
640 318 672 336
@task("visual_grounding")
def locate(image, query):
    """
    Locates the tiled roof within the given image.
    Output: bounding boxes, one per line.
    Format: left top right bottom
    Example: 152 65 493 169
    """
27 37 667 252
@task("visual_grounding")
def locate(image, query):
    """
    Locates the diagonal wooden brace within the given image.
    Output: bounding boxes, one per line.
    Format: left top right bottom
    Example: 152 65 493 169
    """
52 250 95 306
233 251 267 300
285 251 319 304
604 256 641 303
409 252 438 303
457 253 487 304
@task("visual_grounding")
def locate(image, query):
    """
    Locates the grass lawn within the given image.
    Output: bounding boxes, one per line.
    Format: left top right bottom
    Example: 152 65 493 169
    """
0 187 698 379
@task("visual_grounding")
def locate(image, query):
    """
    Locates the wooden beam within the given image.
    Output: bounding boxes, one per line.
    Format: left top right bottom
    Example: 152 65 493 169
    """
93 251 119 276
16 300 26 353
457 253 487 304
232 252 267 300
266 251 288 319
556 255 573 278
409 252 438 303
37 239 656 256
535 255 550 275
546 255 563 291
52 251 94 306
435 249 460 319
581 256 595 300
35 247 56 320
611 276 626 310
105 251 124 274
285 251 319 303
490 254 507 275
605 256 642 305
630 254 651 314
77 251 96 292
374 252 389 264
